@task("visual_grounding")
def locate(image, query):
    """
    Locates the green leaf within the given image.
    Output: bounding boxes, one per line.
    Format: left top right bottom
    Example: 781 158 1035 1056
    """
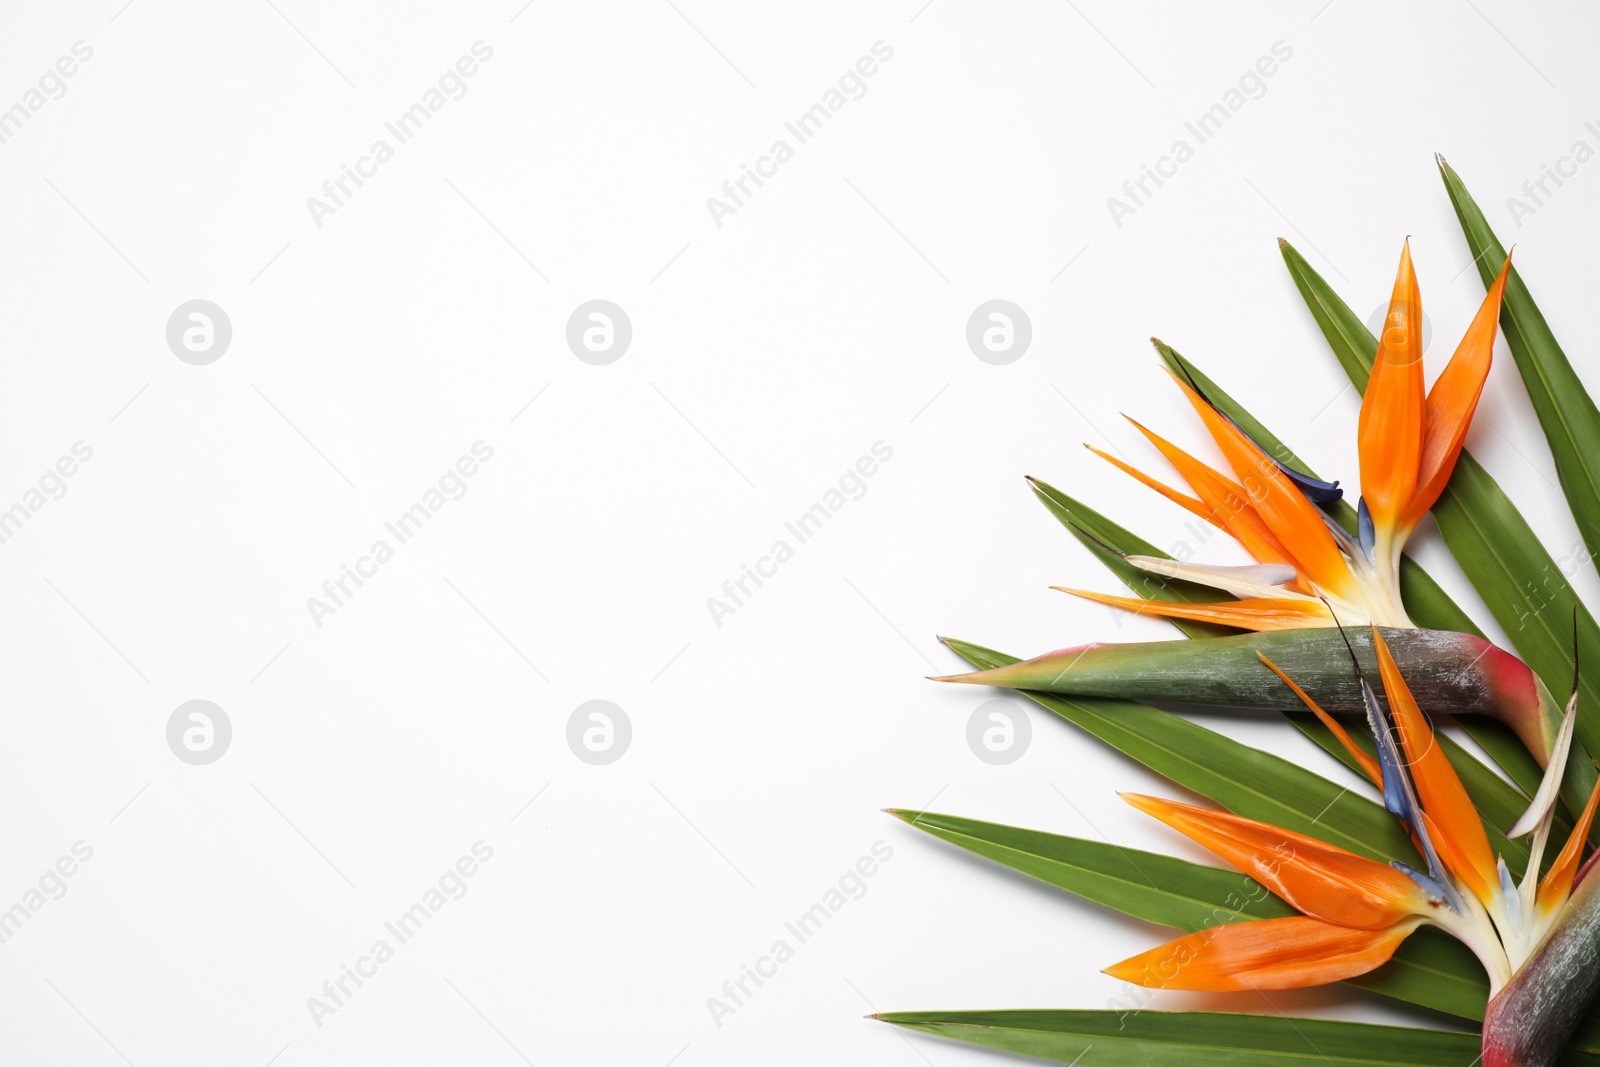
890 810 1489 1021
1028 476 1234 639
1281 238 1600 769
941 638 1417 864
1439 156 1600 566
891 809 1295 931
1446 715 1548 809
876 1010 1543 1066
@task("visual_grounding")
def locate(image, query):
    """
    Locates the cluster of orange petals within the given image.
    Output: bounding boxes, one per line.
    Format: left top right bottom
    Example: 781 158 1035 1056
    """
1067 243 1512 634
1105 630 1600 993
1362 244 1510 538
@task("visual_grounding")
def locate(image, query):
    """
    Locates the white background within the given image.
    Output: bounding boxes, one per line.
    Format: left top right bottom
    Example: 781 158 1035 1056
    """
2 1 1599 1064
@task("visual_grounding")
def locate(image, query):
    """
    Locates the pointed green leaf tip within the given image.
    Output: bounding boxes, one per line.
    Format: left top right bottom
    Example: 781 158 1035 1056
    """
1438 155 1600 569
1025 476 1236 640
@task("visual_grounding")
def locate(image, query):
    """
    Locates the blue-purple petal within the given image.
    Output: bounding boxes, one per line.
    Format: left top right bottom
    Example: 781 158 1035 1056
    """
1358 497 1376 563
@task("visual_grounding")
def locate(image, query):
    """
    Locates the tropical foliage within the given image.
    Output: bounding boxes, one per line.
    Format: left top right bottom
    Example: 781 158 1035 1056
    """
882 159 1600 1067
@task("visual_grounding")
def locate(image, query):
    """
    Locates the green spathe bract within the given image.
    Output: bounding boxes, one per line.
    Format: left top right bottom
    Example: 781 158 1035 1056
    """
1483 862 1600 1067
934 627 1565 761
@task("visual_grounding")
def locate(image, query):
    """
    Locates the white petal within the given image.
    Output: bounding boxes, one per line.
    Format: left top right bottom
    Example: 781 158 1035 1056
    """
1509 689 1579 839
1122 556 1302 601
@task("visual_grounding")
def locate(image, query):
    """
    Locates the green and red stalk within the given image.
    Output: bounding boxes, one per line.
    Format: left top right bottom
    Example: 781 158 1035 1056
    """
936 627 1595 812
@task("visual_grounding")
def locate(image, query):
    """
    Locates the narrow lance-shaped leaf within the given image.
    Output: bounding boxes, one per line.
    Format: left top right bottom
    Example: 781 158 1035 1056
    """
1439 155 1600 568
890 809 1296 930
889 809 1495 1022
874 1010 1561 1067
1027 475 1233 640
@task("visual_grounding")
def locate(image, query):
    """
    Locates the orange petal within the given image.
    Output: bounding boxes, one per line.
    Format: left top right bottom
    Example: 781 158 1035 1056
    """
1125 418 1303 576
1085 444 1218 528
1402 254 1511 528
1168 377 1357 599
1257 653 1383 790
1054 588 1331 632
1122 793 1426 929
1104 915 1419 991
1538 773 1600 914
1370 627 1498 904
1359 241 1427 534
